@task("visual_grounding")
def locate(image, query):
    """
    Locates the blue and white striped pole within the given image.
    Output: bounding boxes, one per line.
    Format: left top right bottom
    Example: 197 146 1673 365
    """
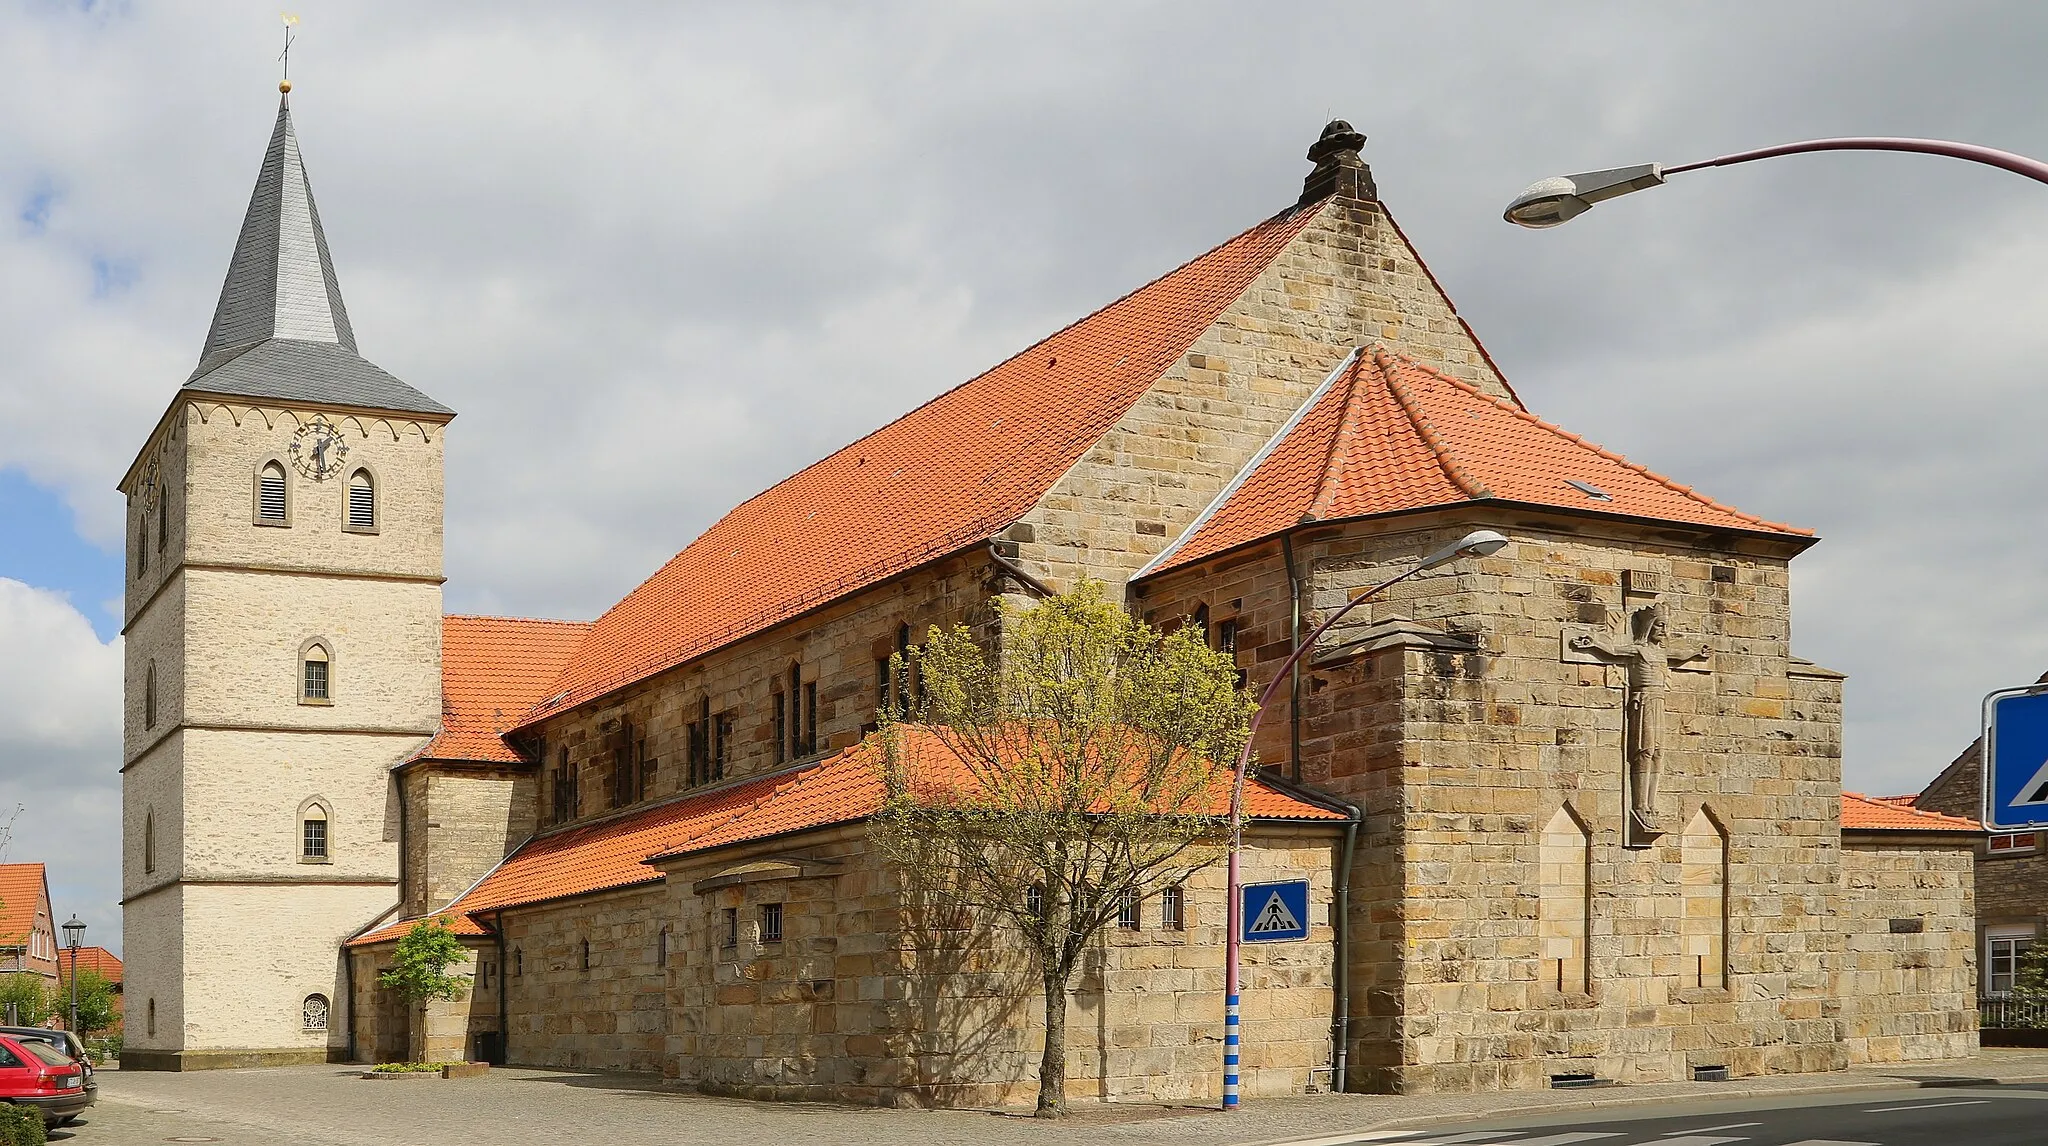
1223 991 1241 1108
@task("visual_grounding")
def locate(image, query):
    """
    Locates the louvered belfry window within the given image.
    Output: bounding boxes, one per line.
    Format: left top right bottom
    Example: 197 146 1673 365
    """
346 470 375 530
258 463 288 522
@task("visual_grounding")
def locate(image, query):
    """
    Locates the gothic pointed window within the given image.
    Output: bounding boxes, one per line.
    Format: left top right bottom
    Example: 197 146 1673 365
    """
300 642 332 704
156 492 168 554
301 803 329 861
144 660 158 729
345 469 376 532
255 461 289 525
144 809 157 875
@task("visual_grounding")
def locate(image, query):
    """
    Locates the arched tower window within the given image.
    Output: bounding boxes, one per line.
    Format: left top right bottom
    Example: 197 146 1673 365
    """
147 998 156 1036
300 641 332 704
302 993 329 1030
143 809 156 875
144 660 158 729
136 516 147 577
254 461 289 526
300 800 330 862
156 491 168 554
344 468 377 533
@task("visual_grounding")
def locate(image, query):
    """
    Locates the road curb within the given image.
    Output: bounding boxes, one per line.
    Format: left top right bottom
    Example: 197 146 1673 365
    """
1256 1072 2048 1144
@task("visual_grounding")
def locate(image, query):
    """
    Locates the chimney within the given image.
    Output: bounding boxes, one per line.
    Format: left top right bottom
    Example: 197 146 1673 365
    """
1299 119 1375 205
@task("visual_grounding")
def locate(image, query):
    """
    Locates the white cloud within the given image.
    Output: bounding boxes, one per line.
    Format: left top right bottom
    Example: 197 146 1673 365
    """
0 579 122 948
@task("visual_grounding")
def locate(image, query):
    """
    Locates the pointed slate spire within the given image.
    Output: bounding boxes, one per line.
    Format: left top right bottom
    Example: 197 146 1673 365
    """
196 97 356 366
185 97 452 418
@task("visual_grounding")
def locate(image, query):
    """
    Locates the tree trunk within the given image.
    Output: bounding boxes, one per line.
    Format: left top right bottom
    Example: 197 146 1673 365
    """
1036 966 1067 1117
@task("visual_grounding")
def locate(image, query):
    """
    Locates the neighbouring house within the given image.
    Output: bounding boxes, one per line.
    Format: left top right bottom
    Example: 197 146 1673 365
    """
0 865 60 985
120 91 1984 1099
1916 718 2048 1005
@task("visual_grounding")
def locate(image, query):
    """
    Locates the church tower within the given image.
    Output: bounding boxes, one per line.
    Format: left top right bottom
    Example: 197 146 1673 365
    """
119 94 453 1070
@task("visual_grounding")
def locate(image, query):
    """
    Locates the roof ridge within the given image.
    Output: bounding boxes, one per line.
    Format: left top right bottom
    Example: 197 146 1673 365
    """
1305 358 1371 521
445 614 593 629
1371 345 1494 499
1377 347 1809 537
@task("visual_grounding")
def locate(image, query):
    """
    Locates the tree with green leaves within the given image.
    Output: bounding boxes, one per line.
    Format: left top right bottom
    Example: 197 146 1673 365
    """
377 918 472 1062
0 973 51 1028
869 580 1252 1117
63 968 119 1036
2006 941 2048 1027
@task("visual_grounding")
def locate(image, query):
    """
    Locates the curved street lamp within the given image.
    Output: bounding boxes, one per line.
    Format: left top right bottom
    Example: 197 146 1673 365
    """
1504 137 2048 228
1220 527 1508 1109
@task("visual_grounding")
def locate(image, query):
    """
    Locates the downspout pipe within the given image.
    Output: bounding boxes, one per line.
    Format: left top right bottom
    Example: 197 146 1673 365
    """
1332 805 1361 1093
987 539 1055 598
1283 533 1304 783
495 912 509 1066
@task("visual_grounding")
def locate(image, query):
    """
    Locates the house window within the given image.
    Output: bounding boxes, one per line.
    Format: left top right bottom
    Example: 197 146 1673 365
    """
255 461 289 524
762 903 784 943
1026 884 1045 919
302 993 329 1031
301 643 332 703
1116 888 1140 930
1989 929 2035 996
1990 833 2038 856
301 806 329 861
1159 884 1184 930
345 469 376 532
144 660 158 729
721 908 738 949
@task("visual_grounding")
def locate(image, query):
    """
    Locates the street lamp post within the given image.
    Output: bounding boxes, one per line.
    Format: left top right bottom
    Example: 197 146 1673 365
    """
1503 137 2048 228
61 916 84 1036
1220 527 1508 1109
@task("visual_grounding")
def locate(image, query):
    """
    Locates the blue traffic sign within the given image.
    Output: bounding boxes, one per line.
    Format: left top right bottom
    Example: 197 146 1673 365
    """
1241 879 1310 943
1985 687 2048 830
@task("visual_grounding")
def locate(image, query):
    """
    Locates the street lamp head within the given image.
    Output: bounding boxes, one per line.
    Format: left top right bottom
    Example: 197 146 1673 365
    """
1504 164 1667 228
61 916 83 949
1418 529 1510 572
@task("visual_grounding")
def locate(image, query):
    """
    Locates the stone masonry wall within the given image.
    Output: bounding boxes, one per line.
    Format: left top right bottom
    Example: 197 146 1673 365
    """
1838 836 1979 1064
1917 743 2048 968
403 767 536 918
1139 510 1847 1092
500 885 671 1072
1016 195 1514 593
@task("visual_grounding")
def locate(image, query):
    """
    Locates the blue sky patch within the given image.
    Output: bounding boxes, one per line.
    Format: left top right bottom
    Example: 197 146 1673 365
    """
0 468 122 640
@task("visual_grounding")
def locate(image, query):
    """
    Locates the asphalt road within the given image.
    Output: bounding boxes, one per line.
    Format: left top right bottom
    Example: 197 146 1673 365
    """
1307 1085 2048 1146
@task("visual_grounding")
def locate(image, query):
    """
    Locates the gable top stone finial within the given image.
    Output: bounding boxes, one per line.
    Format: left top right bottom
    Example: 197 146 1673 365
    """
182 95 452 419
1300 118 1377 205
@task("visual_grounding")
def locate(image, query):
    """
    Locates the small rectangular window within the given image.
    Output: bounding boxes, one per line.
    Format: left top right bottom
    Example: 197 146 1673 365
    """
762 903 784 943
302 818 328 859
1160 884 1185 930
721 907 738 949
1116 888 1140 930
303 659 330 701
1990 832 2038 855
1989 933 2035 996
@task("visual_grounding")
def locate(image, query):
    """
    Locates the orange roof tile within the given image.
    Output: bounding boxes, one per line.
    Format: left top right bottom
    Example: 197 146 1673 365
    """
416 615 591 764
520 206 1325 724
63 947 121 984
352 727 1345 946
1871 794 1920 807
1842 791 1981 832
0 865 50 947
1141 345 1808 577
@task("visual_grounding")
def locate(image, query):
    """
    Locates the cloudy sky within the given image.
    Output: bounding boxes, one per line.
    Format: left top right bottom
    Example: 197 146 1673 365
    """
6 1 2048 952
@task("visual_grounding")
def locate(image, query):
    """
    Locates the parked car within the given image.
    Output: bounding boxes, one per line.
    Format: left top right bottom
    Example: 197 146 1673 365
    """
0 1027 96 1119
0 1032 88 1127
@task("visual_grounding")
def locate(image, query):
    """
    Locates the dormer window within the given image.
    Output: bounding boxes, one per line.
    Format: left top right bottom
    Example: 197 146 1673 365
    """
255 461 289 525
344 469 376 533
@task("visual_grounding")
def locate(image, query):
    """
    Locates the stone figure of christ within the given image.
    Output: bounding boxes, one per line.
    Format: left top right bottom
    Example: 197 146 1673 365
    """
1569 603 1709 835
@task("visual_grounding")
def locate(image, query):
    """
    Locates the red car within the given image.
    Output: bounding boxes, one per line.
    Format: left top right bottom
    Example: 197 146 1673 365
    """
0 1033 89 1126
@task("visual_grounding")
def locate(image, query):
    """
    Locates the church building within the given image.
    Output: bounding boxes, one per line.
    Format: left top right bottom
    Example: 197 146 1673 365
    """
120 94 1981 1099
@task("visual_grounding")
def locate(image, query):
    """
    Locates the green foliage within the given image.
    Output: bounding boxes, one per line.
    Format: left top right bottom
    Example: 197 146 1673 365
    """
0 1103 46 1145
376 918 472 1004
0 973 51 1027
2007 942 2048 1026
85 1032 121 1065
371 1060 458 1073
62 968 118 1035
870 580 1253 1115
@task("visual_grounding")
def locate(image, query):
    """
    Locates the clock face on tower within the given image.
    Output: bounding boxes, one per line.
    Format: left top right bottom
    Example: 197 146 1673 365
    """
289 418 349 481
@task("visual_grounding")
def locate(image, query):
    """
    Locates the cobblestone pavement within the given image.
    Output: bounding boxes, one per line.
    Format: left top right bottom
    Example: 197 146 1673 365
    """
80 1051 2048 1146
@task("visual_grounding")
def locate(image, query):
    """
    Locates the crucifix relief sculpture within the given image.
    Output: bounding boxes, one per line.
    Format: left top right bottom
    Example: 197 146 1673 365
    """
1568 602 1709 841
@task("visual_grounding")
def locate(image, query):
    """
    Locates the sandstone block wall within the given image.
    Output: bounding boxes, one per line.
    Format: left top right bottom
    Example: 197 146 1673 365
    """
403 767 535 918
1140 511 1852 1092
1917 745 2044 970
500 885 671 1072
1838 836 1979 1064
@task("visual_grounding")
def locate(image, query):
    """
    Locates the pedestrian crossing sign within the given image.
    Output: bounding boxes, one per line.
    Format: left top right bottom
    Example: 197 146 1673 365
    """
1241 879 1310 942
1985 685 2048 830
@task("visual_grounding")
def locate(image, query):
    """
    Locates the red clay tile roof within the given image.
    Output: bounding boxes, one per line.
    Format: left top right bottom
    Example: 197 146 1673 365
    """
519 206 1325 725
0 865 49 947
351 727 1345 946
1141 345 1808 577
416 615 592 764
64 947 121 984
1842 791 1981 832
1871 794 1920 807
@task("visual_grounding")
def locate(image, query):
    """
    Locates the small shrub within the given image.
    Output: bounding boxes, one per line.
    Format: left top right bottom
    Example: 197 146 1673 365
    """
370 1061 458 1073
0 1104 48 1146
